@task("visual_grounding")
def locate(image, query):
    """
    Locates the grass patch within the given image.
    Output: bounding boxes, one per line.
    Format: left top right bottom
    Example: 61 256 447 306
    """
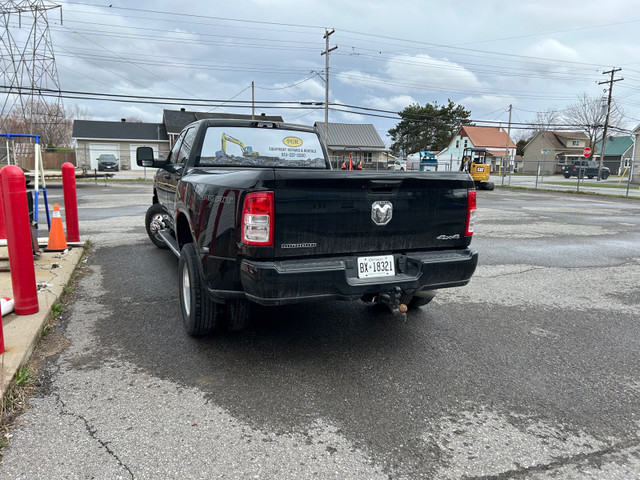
50 303 68 318
13 367 31 387
0 366 35 452
543 181 636 190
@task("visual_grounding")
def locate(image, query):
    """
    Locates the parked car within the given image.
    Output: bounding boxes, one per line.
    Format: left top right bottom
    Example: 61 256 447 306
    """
97 154 119 172
394 160 407 171
387 159 406 171
561 160 609 179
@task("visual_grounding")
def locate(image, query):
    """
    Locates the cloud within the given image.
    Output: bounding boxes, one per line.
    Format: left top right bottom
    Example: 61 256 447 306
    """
365 95 418 112
270 77 326 99
522 39 581 66
460 95 515 112
337 54 483 94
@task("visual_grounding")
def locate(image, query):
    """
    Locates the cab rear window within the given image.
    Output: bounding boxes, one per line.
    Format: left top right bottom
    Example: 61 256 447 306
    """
198 127 327 168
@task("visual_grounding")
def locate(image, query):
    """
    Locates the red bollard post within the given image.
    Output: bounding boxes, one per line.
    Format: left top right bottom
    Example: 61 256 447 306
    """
0 166 39 315
61 162 80 242
0 167 6 240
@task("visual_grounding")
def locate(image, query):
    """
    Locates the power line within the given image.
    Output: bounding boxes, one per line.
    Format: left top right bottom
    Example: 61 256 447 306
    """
63 1 327 31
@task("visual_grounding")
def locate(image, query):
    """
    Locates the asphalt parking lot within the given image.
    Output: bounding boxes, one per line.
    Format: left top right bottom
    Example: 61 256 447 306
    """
1 180 639 479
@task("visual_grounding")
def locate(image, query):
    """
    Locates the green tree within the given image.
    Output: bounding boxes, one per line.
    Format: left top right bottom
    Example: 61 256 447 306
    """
516 139 527 157
388 100 472 156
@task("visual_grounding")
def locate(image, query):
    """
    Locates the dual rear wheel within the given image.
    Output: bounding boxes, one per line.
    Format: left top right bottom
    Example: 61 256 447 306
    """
178 243 252 336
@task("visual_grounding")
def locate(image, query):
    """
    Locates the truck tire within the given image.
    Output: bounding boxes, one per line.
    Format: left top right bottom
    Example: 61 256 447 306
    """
225 299 252 331
399 292 436 309
145 204 169 249
602 172 610 180
408 296 433 308
179 243 223 335
563 173 571 178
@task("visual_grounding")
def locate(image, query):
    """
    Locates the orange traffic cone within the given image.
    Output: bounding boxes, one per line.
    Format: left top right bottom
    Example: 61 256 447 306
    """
45 204 68 252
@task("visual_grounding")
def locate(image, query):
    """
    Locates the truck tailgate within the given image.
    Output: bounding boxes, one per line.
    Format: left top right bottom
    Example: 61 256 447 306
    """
269 170 474 258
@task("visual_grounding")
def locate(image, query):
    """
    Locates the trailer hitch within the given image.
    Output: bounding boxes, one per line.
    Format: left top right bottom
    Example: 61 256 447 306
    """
376 286 408 321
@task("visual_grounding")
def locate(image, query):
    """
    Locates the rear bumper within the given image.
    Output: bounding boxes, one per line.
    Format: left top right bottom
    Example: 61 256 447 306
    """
239 249 478 306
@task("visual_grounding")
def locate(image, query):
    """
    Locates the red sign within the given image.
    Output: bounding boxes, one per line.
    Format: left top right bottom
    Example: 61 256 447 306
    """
583 147 592 157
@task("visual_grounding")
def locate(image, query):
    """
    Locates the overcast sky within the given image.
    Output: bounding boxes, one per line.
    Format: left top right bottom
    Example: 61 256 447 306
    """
8 0 640 145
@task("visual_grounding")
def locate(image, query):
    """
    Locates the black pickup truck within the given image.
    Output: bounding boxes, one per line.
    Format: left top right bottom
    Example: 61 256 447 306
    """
561 160 610 179
138 119 478 335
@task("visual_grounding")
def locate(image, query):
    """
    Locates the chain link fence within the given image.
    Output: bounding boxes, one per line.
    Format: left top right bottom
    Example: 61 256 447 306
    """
504 158 639 198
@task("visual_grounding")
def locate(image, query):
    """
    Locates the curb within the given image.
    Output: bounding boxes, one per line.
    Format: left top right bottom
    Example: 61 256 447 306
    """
0 246 84 399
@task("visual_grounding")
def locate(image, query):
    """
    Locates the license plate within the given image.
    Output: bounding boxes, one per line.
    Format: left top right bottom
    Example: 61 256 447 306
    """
357 255 395 279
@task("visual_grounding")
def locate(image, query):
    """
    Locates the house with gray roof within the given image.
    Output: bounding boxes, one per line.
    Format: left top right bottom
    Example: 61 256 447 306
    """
522 131 590 175
315 122 388 169
72 119 169 171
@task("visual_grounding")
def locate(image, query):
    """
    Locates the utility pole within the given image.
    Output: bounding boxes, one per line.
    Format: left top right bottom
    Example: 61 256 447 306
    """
502 104 512 185
0 1 64 143
597 68 623 181
321 29 337 155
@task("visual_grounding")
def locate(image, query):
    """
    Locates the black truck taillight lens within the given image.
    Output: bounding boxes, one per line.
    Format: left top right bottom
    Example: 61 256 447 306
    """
242 192 274 245
466 189 477 236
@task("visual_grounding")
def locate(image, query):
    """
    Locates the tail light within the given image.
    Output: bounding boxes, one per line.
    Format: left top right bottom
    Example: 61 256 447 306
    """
465 189 477 236
242 192 274 245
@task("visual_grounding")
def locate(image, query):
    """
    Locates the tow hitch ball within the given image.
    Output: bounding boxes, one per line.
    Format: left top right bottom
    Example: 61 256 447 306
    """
377 287 408 321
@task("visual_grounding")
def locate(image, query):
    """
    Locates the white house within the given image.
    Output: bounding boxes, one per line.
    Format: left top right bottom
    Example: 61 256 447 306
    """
437 125 516 172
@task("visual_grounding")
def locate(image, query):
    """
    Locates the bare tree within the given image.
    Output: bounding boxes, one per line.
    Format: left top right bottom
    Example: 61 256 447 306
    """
0 100 87 147
530 108 562 133
562 92 624 153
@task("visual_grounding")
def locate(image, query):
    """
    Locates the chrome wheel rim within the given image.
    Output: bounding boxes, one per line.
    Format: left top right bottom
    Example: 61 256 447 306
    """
182 263 191 316
149 213 164 237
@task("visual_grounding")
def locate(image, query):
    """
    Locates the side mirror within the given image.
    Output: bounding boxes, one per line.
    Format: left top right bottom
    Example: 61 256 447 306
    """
136 147 156 167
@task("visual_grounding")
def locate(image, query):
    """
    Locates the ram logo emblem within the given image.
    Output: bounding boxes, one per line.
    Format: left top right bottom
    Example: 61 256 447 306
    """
371 201 393 226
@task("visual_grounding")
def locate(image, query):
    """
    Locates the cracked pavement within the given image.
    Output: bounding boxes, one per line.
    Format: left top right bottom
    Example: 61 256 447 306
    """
1 183 640 478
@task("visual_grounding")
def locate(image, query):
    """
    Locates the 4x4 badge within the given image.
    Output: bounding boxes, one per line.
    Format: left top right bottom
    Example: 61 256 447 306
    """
371 201 393 225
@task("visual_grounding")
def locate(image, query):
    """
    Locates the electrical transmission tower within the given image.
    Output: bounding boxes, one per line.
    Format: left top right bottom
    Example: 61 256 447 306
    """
0 0 63 143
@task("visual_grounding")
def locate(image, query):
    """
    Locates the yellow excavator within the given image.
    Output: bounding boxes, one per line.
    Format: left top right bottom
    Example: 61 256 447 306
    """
218 133 260 157
459 147 494 190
